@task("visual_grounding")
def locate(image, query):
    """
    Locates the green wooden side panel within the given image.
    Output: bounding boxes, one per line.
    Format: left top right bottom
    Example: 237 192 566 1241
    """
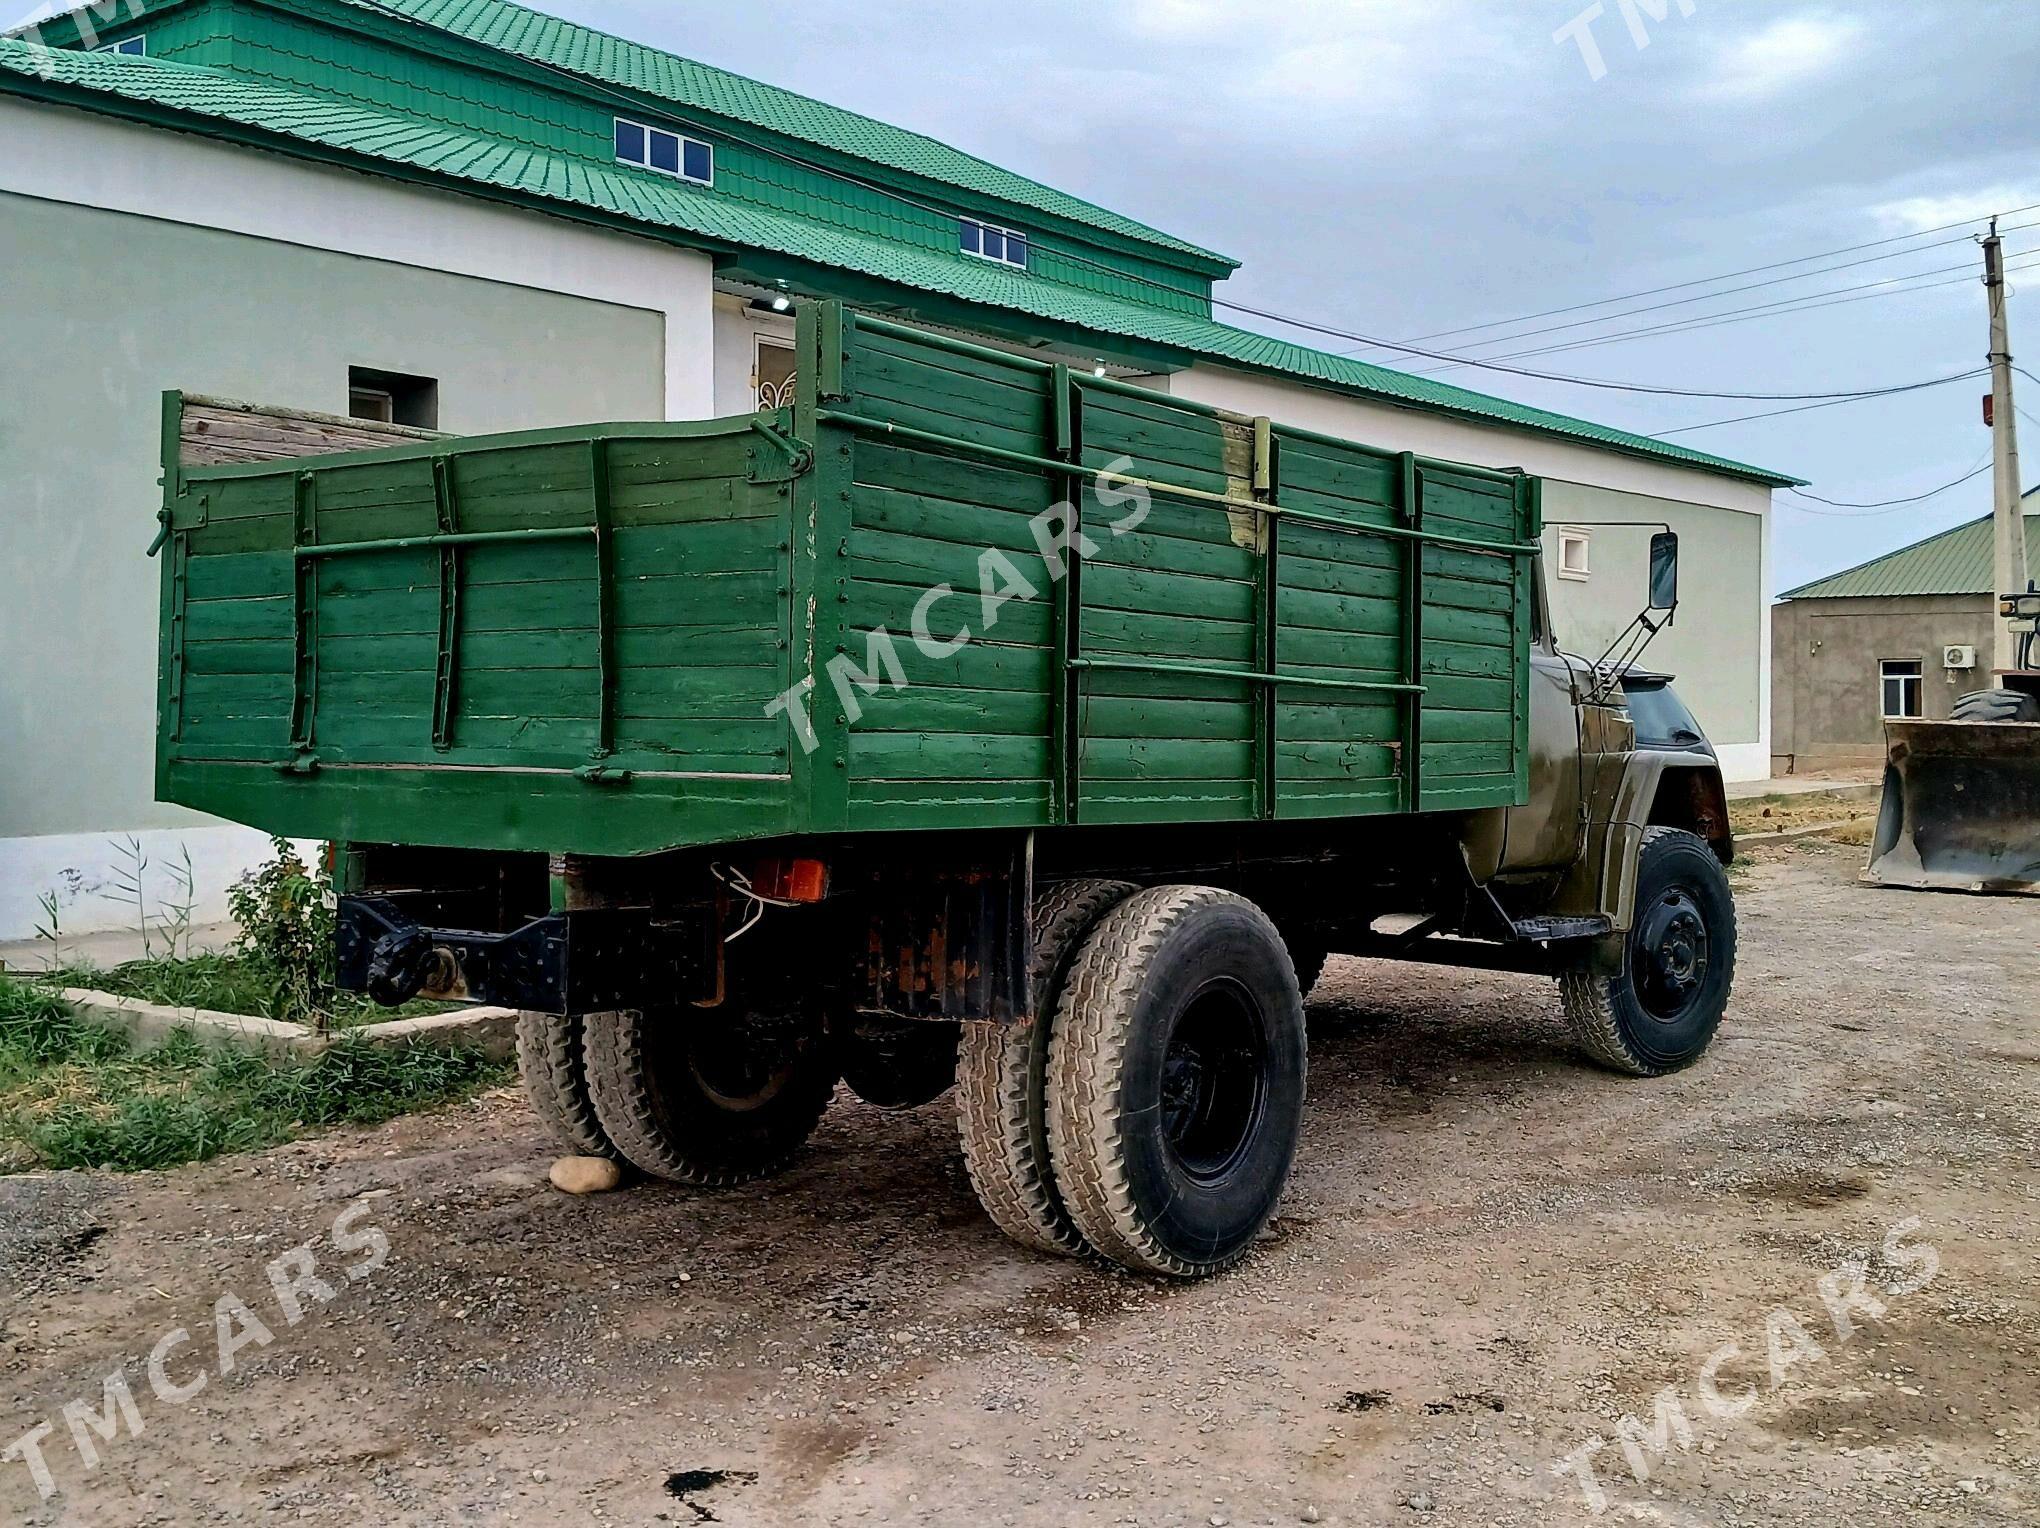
159 411 800 854
158 303 1536 857
807 309 1536 836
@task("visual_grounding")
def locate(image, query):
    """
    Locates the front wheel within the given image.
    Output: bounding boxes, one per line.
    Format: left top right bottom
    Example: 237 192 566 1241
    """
1559 827 1737 1077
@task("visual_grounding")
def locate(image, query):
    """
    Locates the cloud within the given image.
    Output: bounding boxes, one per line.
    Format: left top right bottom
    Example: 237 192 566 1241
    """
1111 0 1508 133
1700 12 1863 100
1869 185 2040 234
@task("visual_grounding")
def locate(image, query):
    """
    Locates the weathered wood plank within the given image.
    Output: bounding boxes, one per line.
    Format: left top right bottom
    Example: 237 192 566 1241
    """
179 398 442 467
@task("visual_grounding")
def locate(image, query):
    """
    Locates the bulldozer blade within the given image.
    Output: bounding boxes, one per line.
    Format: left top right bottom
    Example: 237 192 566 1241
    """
1866 719 2040 893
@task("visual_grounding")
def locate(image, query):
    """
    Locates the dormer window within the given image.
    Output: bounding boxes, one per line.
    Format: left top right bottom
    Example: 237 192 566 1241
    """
94 36 146 55
960 218 1028 270
615 118 713 186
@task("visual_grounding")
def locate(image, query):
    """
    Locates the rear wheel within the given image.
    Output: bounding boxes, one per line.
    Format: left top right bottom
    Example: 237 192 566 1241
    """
1047 886 1307 1278
1952 688 2040 723
583 1009 838 1187
956 879 1136 1258
1559 827 1737 1077
515 1012 616 1159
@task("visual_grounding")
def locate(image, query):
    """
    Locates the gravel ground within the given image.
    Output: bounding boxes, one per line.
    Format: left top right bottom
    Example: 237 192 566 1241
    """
0 840 2033 1526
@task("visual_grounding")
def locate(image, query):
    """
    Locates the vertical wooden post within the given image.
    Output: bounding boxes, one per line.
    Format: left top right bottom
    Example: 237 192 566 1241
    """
1399 452 1424 814
1514 476 1541 800
1051 364 1080 826
588 438 616 762
1253 417 1279 820
288 469 320 757
805 305 855 832
429 454 463 752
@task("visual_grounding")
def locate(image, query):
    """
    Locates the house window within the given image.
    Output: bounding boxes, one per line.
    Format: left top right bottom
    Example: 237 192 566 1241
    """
614 118 713 185
1881 660 1923 719
754 338 797 411
1556 528 1591 581
94 36 147 55
960 218 1029 269
349 367 439 430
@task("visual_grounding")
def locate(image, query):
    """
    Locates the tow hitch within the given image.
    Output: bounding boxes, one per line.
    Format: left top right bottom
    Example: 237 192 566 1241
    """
336 896 716 1015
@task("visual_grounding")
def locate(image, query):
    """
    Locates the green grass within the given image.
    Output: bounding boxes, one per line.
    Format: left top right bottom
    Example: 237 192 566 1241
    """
43 953 458 1028
0 976 509 1174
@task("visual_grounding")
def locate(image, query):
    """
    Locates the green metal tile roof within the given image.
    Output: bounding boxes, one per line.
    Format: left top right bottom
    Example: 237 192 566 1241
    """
340 0 1237 271
0 38 1797 488
1780 491 2040 599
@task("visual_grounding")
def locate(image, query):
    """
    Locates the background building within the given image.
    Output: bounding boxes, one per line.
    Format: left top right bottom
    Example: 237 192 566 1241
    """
1771 487 2040 773
0 0 1791 937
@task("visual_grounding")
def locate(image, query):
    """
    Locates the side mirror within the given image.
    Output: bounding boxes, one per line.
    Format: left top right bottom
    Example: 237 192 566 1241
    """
1649 531 1680 612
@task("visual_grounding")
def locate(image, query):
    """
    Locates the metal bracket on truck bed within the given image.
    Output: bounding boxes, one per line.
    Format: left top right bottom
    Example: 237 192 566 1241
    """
336 895 715 1016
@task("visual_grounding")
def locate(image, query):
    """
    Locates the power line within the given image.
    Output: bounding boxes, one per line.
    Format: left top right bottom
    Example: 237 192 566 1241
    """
1402 252 2040 377
1652 370 1989 437
1375 201 2040 350
1370 221 2040 368
1784 460 1991 512
1202 293 1990 400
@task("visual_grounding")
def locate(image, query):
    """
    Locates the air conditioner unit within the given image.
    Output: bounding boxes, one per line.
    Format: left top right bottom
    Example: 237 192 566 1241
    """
1943 644 1978 670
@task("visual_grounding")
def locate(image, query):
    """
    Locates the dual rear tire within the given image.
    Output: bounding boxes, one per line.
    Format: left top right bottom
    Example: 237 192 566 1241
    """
958 882 1310 1278
516 1009 838 1187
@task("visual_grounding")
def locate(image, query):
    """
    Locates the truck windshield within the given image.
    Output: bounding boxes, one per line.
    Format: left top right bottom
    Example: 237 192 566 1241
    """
1624 680 1705 746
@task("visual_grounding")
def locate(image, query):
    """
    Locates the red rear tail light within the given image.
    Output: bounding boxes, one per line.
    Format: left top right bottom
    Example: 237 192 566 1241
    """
749 857 830 903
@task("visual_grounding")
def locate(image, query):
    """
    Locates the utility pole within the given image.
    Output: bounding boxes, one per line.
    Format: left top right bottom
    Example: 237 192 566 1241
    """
1984 218 2030 675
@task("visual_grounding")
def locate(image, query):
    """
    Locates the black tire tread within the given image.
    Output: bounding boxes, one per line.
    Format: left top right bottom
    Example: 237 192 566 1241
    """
514 1012 614 1158
583 1012 835 1188
1558 827 1737 1078
956 879 1135 1257
1951 688 2040 724
1047 885 1297 1278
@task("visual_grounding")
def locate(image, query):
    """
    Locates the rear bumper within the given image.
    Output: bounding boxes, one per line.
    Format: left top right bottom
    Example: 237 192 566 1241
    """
336 895 715 1015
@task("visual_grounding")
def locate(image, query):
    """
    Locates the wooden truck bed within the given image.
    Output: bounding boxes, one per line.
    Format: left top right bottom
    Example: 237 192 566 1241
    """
155 304 1539 856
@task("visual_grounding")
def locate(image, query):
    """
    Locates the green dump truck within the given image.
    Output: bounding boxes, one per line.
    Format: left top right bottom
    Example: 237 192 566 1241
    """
155 304 1737 1277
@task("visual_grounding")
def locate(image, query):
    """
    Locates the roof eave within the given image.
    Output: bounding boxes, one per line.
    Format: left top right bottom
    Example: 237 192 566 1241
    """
1208 356 1805 490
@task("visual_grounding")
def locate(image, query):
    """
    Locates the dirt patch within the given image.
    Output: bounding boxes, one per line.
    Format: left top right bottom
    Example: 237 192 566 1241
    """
1739 1170 1876 1209
2 843 2035 1525
1732 788 1882 843
1334 1389 1393 1414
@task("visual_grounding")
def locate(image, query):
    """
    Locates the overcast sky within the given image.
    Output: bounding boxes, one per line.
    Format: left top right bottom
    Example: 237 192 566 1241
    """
549 0 2039 592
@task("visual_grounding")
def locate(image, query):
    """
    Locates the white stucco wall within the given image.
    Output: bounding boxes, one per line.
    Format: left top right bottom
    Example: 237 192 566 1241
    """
0 98 719 939
1149 364 1775 780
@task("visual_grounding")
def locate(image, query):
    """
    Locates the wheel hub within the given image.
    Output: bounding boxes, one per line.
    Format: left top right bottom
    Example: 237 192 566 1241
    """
688 1017 803 1112
1158 983 1266 1183
1635 889 1710 1023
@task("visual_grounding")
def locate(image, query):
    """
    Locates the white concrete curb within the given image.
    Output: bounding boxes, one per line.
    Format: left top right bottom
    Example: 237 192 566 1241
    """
54 988 517 1062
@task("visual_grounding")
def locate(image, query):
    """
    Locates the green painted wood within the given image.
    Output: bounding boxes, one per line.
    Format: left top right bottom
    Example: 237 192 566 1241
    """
160 310 1537 857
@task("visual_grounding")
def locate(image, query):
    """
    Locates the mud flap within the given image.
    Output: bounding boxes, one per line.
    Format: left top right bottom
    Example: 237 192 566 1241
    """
1867 720 2040 892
